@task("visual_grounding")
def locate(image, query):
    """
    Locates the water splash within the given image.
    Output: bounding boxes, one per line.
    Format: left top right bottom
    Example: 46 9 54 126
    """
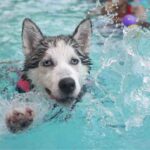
85 21 150 133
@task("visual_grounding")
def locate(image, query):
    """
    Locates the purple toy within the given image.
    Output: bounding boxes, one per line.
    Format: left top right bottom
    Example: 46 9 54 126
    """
122 15 137 27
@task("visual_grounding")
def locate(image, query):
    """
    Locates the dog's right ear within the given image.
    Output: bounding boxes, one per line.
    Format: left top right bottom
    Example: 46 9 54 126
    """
22 18 44 56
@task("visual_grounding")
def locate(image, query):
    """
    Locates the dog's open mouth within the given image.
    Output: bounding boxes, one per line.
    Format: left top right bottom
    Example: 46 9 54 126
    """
45 88 58 100
45 88 75 103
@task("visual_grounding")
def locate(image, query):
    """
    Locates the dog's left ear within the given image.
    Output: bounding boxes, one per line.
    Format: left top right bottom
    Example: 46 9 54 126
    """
72 19 92 54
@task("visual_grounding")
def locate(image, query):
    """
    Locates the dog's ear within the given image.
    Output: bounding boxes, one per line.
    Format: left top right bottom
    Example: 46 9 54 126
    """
72 19 92 54
22 18 43 56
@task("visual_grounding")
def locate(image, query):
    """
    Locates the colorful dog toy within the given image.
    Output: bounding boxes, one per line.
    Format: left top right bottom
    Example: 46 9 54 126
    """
122 14 137 27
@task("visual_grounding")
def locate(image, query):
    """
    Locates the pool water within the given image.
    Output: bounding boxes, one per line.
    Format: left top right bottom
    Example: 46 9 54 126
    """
0 0 150 149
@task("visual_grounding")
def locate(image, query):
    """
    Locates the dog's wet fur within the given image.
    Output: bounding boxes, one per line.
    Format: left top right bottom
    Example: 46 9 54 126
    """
6 18 92 133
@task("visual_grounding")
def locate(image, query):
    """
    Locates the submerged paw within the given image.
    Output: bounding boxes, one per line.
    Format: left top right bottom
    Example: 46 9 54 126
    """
6 107 34 133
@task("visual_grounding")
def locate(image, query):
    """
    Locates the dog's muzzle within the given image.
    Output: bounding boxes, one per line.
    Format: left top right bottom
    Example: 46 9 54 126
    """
45 77 78 103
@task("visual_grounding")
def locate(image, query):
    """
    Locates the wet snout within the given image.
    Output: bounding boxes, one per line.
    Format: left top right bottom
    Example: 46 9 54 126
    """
59 77 76 95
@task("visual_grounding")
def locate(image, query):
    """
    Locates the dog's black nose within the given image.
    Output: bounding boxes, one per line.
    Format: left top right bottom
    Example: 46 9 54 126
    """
59 78 75 94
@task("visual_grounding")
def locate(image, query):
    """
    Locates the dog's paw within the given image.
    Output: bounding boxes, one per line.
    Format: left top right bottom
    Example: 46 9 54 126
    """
6 107 34 133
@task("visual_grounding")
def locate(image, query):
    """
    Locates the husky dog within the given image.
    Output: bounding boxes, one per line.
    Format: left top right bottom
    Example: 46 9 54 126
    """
6 18 92 133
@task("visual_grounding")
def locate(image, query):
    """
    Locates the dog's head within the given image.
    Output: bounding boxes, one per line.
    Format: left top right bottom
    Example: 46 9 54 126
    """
22 18 92 104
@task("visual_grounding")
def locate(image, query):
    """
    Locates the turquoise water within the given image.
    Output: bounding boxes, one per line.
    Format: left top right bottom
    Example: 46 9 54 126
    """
0 0 150 149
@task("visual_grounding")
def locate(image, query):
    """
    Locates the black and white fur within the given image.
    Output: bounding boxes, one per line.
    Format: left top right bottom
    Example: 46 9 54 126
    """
6 18 92 133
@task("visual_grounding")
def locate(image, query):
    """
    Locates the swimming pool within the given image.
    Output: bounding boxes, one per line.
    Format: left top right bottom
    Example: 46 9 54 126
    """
0 0 150 149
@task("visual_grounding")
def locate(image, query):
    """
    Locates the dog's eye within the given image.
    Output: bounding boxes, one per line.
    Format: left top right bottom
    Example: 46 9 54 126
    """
70 58 79 65
42 60 54 67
